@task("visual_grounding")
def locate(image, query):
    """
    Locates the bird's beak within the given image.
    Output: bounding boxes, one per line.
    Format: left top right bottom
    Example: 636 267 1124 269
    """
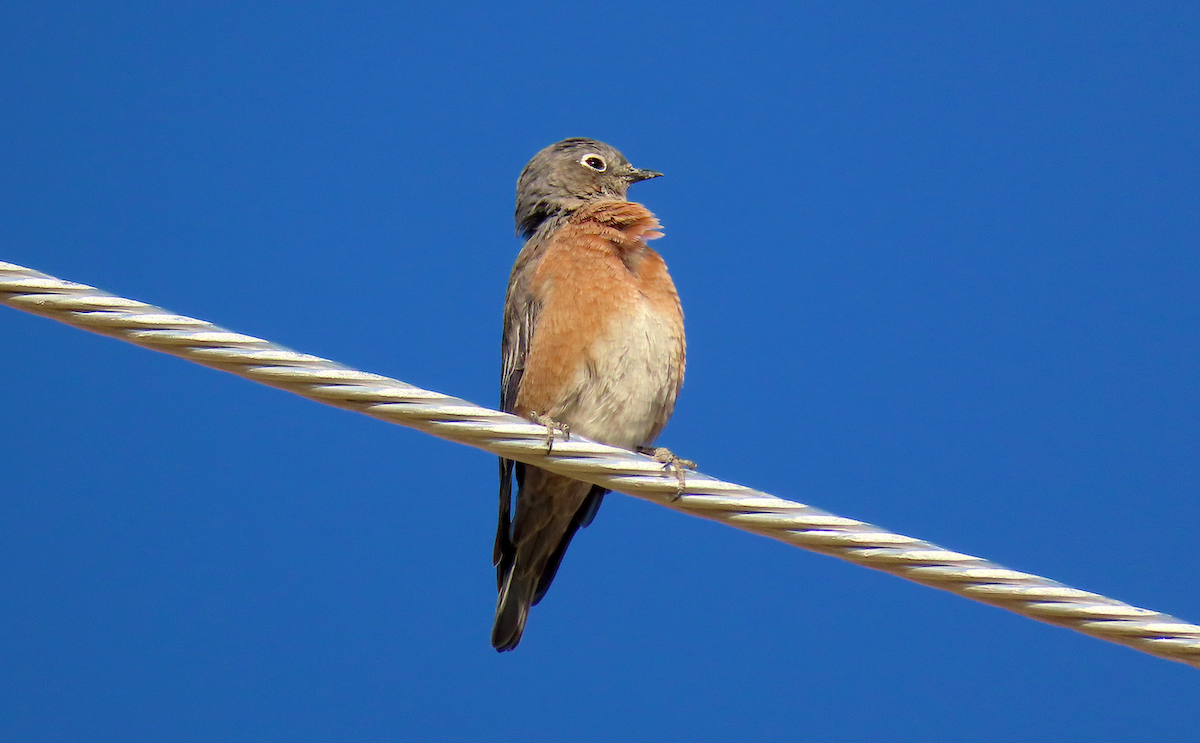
626 167 664 183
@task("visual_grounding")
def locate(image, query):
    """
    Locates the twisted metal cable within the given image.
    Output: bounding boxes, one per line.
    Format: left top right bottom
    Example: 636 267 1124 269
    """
2 259 1198 668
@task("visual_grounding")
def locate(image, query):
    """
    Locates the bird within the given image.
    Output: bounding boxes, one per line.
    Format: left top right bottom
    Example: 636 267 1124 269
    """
492 138 686 651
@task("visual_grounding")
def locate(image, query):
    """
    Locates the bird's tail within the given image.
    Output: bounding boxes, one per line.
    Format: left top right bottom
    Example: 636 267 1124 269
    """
492 566 537 652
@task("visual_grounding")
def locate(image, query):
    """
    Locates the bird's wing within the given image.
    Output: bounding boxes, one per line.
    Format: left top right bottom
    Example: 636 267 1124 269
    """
495 242 542 578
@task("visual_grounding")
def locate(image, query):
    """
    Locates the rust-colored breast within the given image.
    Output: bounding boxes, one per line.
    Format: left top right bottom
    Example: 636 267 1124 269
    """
515 200 684 421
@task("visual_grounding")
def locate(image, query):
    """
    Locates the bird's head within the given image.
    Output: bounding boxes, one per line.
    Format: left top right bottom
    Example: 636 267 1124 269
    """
515 138 662 238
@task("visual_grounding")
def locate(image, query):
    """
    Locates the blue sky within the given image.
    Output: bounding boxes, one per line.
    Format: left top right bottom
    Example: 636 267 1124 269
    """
2 2 1199 740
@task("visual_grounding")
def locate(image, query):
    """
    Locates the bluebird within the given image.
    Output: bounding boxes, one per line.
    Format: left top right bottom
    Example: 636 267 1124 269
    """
492 138 686 651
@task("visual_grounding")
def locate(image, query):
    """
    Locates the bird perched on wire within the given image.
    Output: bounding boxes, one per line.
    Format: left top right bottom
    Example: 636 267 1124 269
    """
493 138 686 651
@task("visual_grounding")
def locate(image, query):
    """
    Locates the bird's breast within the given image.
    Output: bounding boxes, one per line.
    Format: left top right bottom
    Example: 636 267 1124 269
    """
516 202 685 449
566 294 684 449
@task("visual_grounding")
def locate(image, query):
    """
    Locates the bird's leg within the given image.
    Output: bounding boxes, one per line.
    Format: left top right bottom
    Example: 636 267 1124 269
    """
638 446 696 499
530 412 570 453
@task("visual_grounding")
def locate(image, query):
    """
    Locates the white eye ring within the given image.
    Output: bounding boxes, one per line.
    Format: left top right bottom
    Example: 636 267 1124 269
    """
580 153 608 172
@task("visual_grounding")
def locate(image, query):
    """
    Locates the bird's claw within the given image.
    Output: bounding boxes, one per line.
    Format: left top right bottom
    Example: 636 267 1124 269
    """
530 412 570 453
639 446 696 500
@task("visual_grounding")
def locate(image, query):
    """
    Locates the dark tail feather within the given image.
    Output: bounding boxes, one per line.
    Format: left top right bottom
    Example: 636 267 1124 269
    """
492 567 537 652
576 486 608 528
532 485 607 606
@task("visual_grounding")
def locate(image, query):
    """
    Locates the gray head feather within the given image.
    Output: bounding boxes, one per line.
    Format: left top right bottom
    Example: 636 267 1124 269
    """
515 138 662 238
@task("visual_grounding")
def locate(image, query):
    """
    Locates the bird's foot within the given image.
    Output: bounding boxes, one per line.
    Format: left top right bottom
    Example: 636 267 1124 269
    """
530 412 570 453
639 446 696 499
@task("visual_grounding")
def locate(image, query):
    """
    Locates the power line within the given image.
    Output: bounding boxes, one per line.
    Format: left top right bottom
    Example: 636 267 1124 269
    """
3 259 1197 668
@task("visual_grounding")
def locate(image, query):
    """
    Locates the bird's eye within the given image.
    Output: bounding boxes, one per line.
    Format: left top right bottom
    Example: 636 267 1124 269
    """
580 154 608 172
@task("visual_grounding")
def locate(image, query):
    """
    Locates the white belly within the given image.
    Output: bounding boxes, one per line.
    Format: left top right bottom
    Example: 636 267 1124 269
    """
559 299 682 449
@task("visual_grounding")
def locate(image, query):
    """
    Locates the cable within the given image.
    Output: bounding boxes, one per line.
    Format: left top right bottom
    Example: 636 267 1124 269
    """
2 259 1197 667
